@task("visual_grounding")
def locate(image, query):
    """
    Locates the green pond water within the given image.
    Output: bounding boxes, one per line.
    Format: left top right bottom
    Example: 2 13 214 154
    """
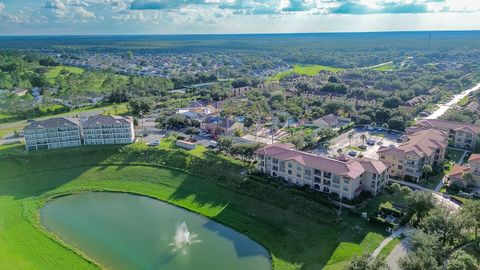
40 192 271 270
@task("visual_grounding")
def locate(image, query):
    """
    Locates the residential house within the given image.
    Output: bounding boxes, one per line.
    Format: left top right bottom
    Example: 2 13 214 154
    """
377 128 448 182
24 117 82 151
447 154 480 189
312 114 351 130
13 88 28 96
254 143 388 199
412 119 480 150
200 117 244 136
82 115 135 145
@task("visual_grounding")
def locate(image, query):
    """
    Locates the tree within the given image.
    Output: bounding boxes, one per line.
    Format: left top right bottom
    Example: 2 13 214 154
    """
345 253 390 270
460 200 480 239
422 164 433 183
399 249 440 270
405 191 435 226
348 132 354 146
360 134 367 145
128 97 155 115
217 137 234 153
390 183 402 193
421 204 467 248
447 250 478 270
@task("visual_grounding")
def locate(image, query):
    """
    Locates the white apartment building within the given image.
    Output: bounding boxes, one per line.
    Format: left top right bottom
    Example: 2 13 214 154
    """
82 115 135 145
24 118 82 151
255 143 388 199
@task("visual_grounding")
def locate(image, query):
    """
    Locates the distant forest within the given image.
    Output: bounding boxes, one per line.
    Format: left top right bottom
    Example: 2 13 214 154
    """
1 31 480 67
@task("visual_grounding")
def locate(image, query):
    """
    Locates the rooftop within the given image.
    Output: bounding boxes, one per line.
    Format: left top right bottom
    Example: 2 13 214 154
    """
415 119 480 133
24 117 79 130
256 144 387 179
378 128 448 158
82 115 133 126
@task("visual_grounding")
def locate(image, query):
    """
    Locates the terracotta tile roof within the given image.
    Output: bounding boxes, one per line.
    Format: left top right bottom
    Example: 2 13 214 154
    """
416 119 480 133
24 117 79 130
358 157 388 174
469 154 480 163
255 144 369 179
448 164 470 178
378 128 447 158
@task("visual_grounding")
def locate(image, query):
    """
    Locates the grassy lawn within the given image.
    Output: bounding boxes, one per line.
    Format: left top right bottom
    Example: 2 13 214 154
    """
446 148 465 164
377 234 406 259
361 191 408 218
45 66 84 83
346 145 363 151
0 143 387 270
269 64 343 81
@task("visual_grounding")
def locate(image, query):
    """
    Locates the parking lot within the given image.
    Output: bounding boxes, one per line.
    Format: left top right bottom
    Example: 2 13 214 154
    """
308 127 404 160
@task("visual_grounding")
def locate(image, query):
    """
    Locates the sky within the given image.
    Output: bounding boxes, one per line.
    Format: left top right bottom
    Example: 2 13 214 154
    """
0 0 479 35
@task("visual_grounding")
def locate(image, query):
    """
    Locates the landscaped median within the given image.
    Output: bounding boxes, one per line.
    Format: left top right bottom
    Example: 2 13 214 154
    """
0 143 387 270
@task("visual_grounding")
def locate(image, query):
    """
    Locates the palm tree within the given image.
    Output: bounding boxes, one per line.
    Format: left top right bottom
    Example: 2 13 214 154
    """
360 134 367 145
337 148 343 156
421 164 433 183
348 132 354 146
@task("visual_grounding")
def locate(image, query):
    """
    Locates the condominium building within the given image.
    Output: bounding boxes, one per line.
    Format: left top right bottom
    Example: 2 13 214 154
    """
82 115 135 145
447 154 480 189
412 119 480 150
24 117 82 151
254 143 388 199
378 128 448 182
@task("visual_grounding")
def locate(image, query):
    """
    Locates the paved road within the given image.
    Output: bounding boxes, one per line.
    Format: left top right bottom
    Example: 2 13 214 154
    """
386 236 411 270
426 82 480 119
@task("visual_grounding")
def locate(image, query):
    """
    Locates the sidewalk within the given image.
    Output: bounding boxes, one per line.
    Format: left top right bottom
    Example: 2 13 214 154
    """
371 227 406 258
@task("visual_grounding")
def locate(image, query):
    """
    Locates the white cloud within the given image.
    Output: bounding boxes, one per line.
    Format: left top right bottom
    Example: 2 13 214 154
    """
0 2 5 13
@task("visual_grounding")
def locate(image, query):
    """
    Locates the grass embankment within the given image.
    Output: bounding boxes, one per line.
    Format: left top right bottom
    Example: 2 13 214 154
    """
45 66 84 83
269 64 343 81
0 142 386 270
446 148 466 164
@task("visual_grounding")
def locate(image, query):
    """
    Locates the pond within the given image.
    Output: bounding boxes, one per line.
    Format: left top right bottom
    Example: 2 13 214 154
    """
40 192 271 270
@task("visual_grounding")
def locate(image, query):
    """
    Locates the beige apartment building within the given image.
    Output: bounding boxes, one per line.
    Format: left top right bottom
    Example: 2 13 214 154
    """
412 119 480 150
24 117 82 151
378 128 448 182
82 115 135 145
447 154 480 189
255 143 388 199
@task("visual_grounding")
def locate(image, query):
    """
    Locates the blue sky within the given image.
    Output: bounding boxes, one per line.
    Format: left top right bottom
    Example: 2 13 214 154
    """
0 0 479 35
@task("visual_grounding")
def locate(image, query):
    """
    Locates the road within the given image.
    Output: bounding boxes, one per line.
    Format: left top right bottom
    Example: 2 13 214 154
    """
386 236 411 270
426 82 480 119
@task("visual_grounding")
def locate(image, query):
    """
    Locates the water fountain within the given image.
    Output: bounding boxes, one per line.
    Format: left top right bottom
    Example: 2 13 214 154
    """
170 222 200 254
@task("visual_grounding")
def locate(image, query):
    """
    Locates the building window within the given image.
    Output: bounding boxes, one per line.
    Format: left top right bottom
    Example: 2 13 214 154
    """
343 178 350 184
323 172 332 179
288 170 292 175
371 181 376 188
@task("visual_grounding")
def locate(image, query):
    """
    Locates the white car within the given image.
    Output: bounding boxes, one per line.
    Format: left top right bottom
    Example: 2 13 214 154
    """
147 139 160 146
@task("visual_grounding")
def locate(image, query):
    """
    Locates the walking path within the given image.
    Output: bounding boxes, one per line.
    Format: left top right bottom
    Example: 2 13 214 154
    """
371 227 406 258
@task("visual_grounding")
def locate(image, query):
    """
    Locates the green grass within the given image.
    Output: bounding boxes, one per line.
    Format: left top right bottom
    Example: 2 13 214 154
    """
446 148 465 164
346 145 363 151
269 64 344 81
0 143 387 270
458 95 469 107
45 66 84 83
377 234 406 259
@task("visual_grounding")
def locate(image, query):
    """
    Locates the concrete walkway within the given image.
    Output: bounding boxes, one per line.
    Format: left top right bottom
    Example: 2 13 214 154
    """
386 236 410 270
371 227 406 258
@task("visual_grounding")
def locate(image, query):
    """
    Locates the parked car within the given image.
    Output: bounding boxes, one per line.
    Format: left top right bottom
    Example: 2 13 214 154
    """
147 139 160 146
367 139 376 145
358 145 367 150
348 151 357 157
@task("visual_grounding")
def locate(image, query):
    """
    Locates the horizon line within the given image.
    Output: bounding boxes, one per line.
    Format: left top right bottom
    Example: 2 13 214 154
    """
1 29 480 37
